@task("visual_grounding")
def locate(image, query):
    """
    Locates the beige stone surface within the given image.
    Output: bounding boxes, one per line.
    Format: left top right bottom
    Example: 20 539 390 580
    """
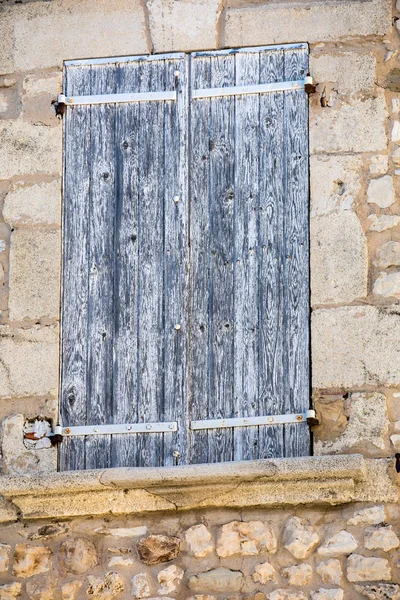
364 526 400 551
0 0 147 73
347 554 391 582
13 545 52 578
0 120 61 179
374 242 400 269
23 73 62 99
3 180 61 227
157 565 184 595
312 306 400 388
61 581 82 600
373 272 400 298
281 564 312 586
347 505 385 526
311 211 367 305
9 229 60 320
368 215 400 232
315 560 342 586
310 591 343 600
369 155 389 176
58 538 98 575
185 524 214 558
0 543 10 573
252 562 277 585
95 526 147 538
310 155 363 217
0 324 59 398
310 95 387 154
216 520 277 557
188 568 243 593
0 583 22 600
310 52 376 94
281 517 319 560
355 584 400 599
224 0 391 46
131 574 151 599
86 572 124 600
367 175 395 208
268 591 307 600
26 576 57 600
137 535 181 566
317 530 358 557
147 0 221 51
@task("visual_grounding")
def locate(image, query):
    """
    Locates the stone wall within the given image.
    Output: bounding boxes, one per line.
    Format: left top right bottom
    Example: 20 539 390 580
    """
1 0 400 598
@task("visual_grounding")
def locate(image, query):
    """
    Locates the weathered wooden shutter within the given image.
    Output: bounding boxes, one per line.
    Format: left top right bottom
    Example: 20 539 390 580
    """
60 44 310 471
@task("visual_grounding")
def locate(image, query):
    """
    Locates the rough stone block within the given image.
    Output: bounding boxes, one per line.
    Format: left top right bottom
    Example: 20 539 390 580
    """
0 120 61 179
368 215 400 232
86 572 124 600
225 0 391 47
311 211 367 305
310 52 376 94
310 155 363 217
281 517 319 559
3 180 61 227
315 560 342 586
281 564 312 586
185 524 214 557
317 530 358 557
26 576 57 600
312 306 400 388
373 272 400 299
367 175 395 208
347 554 391 582
252 562 277 585
364 526 400 551
147 0 221 52
0 324 59 398
347 505 385 526
0 543 10 573
58 538 98 575
188 568 243 594
9 229 61 320
157 565 184 595
217 521 277 557
310 95 387 154
13 544 52 578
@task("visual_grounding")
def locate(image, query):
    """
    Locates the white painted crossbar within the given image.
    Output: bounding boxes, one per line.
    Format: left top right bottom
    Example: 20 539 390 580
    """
190 410 316 430
58 91 176 106
60 422 178 436
192 79 305 100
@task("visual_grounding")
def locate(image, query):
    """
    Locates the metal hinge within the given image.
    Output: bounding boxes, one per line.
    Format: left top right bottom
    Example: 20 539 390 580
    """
192 76 314 100
190 410 317 431
56 90 176 109
56 421 178 438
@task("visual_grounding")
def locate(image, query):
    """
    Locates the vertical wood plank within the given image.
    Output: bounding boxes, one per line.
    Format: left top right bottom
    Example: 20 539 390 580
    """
258 49 286 459
162 57 189 466
208 54 235 463
111 61 141 467
59 66 92 471
136 59 166 467
84 64 117 469
283 47 310 458
233 51 259 461
188 56 212 465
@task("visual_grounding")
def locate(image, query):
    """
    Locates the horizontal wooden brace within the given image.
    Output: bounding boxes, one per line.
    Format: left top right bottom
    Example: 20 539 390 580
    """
190 410 316 430
192 79 305 99
58 91 176 107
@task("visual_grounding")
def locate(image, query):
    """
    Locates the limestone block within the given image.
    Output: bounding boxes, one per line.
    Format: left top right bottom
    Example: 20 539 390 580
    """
391 434 400 449
393 147 400 165
0 583 22 600
252 562 278 584
389 393 400 421
281 517 319 559
310 94 387 154
225 0 391 46
0 543 10 573
373 272 400 298
147 0 221 52
137 535 181 566
317 530 358 557
86 572 124 600
346 554 391 582
313 398 348 443
314 393 389 457
312 306 400 388
61 582 82 600
392 121 400 142
188 568 243 593
316 560 342 585
24 73 62 99
157 565 184 595
355 584 400 599
310 591 343 600
374 242 400 269
58 538 98 575
310 52 375 95
310 155 362 217
369 155 389 176
0 120 61 179
95 526 147 537
364 526 400 551
187 597 216 600
9 229 60 320
268 591 307 600
281 564 312 586
13 545 52 578
26 576 57 600
216 521 277 557
354 458 398 503
185 524 214 557
368 215 400 232
311 211 367 305
347 506 385 526
108 556 134 567
3 0 147 72
28 523 68 541
3 181 61 227
131 574 151 599
367 176 395 208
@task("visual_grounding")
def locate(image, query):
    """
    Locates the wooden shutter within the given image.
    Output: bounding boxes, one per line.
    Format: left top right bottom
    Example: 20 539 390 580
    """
60 45 310 471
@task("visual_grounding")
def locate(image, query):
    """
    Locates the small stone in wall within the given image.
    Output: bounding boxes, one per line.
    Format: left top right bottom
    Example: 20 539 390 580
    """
86 572 124 600
58 538 98 575
281 517 319 560
61 581 82 600
281 564 312 586
108 556 135 567
391 434 400 450
366 176 395 209
310 590 343 600
217 521 277 557
374 242 400 269
369 155 388 175
26 576 57 600
347 505 385 526
252 561 278 584
13 545 52 578
95 526 148 538
0 543 11 573
364 526 400 551
347 554 391 582
355 583 400 599
137 535 181 566
368 215 400 232
188 567 244 593
374 272 400 299
268 590 308 600
157 565 184 595
131 573 151 599
316 559 342 585
185 524 214 557
392 121 400 142
28 523 68 540
187 596 216 600
317 530 358 557
0 583 22 600
244 594 267 600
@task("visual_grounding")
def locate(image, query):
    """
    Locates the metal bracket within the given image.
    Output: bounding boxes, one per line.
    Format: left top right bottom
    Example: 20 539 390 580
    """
304 74 316 94
58 421 178 437
190 410 317 431
53 94 67 118
58 90 176 108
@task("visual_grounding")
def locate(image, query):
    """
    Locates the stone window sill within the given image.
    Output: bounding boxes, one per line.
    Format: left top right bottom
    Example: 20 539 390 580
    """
0 454 379 522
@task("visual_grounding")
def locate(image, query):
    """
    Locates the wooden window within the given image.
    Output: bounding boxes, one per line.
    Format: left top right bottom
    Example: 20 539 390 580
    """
60 44 310 471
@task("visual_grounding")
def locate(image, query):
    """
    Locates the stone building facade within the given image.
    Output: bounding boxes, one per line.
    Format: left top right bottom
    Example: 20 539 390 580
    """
1 0 400 598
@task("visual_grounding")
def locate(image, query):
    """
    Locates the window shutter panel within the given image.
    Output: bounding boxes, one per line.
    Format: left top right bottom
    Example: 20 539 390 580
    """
60 45 309 471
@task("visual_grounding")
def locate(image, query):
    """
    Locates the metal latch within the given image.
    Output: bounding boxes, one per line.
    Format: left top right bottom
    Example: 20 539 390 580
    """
190 410 317 431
